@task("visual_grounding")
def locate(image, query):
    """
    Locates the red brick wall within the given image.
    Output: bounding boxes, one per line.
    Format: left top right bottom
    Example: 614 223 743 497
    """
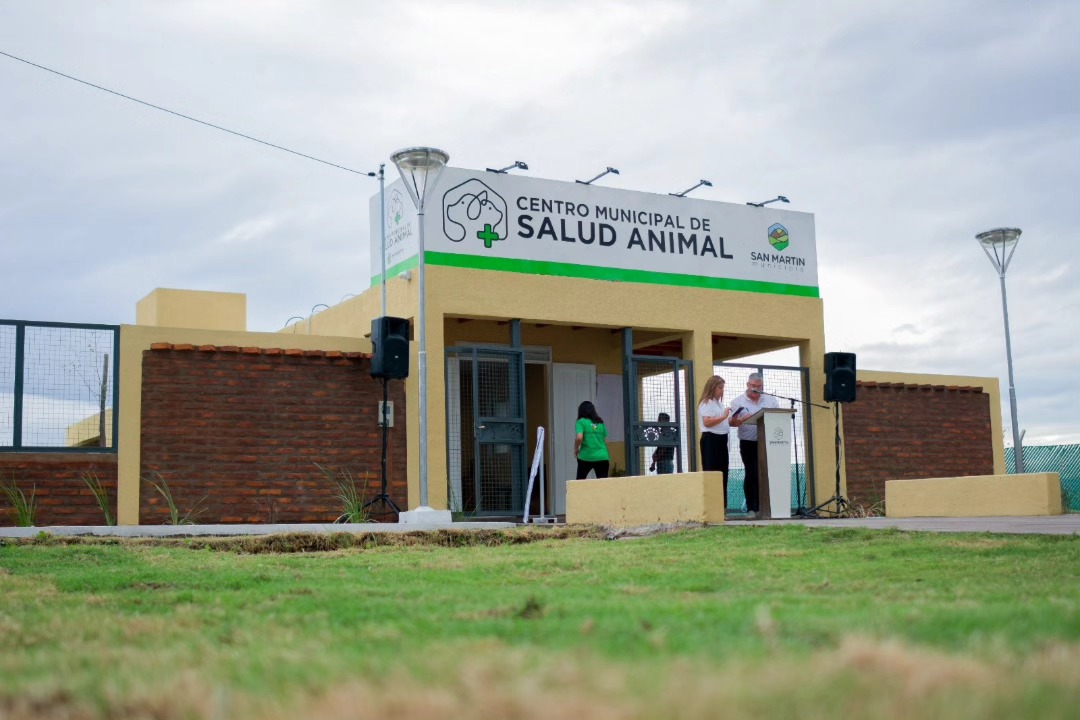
139 345 406 524
841 382 995 508
0 454 117 526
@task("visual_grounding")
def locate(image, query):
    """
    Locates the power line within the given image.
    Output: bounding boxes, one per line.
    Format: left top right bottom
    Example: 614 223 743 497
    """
0 49 374 176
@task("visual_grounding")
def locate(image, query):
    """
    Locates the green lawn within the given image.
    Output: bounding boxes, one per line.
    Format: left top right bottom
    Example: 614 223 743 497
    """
1 526 1078 719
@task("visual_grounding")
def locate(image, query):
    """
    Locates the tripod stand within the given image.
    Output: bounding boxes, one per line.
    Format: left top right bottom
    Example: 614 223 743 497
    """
362 377 401 518
805 401 850 517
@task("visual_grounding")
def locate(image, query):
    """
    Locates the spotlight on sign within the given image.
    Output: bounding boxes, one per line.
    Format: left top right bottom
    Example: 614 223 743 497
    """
746 195 790 208
670 179 712 198
576 167 620 185
486 160 529 174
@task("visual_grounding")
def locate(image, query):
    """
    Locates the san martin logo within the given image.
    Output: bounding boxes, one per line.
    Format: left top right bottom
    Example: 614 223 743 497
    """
442 179 508 249
768 223 790 251
752 221 806 272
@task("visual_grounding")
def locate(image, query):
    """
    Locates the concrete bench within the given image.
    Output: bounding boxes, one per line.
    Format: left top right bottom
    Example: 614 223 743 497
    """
885 472 1063 518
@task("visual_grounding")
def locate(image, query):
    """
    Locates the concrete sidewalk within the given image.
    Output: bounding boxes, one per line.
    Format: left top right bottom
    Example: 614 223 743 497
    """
737 514 1080 535
0 515 1076 539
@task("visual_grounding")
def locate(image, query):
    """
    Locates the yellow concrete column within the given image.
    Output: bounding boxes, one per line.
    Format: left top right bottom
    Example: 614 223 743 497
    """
116 326 144 525
686 327 714 471
425 314 448 510
800 338 839 507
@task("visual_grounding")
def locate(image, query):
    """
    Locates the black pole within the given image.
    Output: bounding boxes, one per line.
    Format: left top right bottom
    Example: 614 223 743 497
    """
380 376 389 496
789 398 809 517
363 376 401 517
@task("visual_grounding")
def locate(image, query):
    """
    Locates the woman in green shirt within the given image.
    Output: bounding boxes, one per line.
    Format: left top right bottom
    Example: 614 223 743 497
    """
574 401 610 479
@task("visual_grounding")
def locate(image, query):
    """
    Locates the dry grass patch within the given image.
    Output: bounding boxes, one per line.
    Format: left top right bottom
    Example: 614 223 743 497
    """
9 526 608 554
29 639 1063 720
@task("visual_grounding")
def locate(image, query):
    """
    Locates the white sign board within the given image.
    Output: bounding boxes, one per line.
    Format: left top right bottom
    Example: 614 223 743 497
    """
371 168 817 297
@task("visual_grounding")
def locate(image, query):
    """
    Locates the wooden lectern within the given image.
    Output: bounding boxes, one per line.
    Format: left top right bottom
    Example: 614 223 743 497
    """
746 408 797 519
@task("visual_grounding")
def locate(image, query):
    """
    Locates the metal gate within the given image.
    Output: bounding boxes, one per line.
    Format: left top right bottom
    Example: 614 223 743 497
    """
445 347 527 515
625 355 695 477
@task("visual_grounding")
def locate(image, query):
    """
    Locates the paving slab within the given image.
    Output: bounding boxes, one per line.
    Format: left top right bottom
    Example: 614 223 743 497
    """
2 516 1077 539
735 515 1080 535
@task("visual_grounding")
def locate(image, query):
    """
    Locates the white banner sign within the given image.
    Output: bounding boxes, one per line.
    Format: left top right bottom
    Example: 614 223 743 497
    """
371 168 818 296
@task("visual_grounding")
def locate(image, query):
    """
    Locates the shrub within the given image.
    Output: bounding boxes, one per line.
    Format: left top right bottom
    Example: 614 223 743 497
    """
315 463 369 523
80 471 115 526
0 476 37 527
143 472 207 525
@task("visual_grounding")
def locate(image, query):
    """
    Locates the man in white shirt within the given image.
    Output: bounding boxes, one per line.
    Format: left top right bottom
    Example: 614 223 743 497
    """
728 372 778 518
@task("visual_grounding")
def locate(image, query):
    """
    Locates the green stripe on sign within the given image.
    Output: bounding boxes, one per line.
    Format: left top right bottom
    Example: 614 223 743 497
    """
369 255 420 287
425 252 820 298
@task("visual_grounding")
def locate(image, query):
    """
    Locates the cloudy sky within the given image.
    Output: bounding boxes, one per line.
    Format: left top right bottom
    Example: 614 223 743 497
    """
2 0 1077 445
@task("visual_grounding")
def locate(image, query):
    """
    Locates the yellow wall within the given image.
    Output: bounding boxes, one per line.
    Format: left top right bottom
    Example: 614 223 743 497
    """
66 409 113 447
886 472 1062 517
116 324 371 525
121 276 1006 519
857 369 1006 476
136 289 247 331
566 472 726 526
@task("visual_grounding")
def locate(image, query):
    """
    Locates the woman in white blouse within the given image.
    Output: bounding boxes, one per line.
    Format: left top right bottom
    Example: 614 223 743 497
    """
697 375 732 498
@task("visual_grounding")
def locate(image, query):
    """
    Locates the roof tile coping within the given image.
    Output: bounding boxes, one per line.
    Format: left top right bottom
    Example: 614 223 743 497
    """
856 380 982 393
148 343 371 359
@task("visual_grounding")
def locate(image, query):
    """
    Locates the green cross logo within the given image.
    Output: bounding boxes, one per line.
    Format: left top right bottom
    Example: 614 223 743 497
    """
443 179 508 251
477 223 501 248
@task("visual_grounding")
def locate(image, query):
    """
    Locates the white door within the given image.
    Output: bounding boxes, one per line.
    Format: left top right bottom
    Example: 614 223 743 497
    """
552 363 596 514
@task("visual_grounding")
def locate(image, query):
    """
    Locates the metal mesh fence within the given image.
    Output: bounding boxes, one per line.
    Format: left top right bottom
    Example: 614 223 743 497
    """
0 325 14 447
446 348 526 515
1007 445 1080 511
635 360 692 476
476 350 524 514
1 321 118 451
446 353 473 512
716 362 812 513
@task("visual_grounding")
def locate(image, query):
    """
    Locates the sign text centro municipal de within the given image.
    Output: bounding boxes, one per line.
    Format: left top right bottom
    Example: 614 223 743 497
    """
370 168 818 297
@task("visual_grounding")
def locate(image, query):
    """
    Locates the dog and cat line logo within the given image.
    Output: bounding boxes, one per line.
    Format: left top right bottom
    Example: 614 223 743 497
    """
442 179 508 249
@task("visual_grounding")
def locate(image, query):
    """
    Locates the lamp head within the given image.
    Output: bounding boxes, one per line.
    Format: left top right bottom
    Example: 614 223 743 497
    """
391 146 450 210
701 179 713 187
514 161 528 171
976 227 1022 274
778 195 789 203
390 147 449 172
976 227 1022 250
608 167 620 175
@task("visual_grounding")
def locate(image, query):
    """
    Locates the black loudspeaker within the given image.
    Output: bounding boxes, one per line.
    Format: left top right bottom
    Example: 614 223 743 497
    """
824 351 857 403
371 316 410 379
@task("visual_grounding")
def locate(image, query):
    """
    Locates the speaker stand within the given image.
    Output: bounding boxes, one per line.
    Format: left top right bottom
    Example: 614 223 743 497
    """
364 377 401 518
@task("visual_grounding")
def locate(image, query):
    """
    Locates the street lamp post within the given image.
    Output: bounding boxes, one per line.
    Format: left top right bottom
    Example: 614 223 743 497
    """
391 147 449 511
976 227 1025 473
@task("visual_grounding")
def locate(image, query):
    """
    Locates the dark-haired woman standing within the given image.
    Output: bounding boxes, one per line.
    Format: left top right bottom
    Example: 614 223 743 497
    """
574 401 610 479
